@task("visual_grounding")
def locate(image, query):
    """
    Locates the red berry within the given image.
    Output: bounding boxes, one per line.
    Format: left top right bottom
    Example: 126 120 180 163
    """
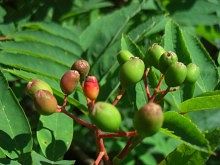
71 59 90 79
60 70 80 95
83 76 99 100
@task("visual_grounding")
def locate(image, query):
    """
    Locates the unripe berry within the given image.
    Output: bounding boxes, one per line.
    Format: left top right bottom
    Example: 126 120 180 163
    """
33 90 58 115
117 50 134 64
165 62 187 87
185 63 200 84
158 51 178 73
90 102 121 132
60 70 80 95
71 59 90 79
26 79 53 96
119 57 145 87
146 43 166 68
133 102 163 137
83 76 99 100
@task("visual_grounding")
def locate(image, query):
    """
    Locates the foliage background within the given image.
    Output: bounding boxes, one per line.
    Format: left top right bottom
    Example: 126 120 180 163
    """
0 0 220 164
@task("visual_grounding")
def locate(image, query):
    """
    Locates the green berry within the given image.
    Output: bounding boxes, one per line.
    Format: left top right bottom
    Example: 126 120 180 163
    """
26 79 53 96
60 70 80 95
133 102 164 137
90 102 121 132
165 62 187 87
146 43 166 68
158 51 178 73
117 50 134 64
185 63 200 84
33 90 58 115
119 57 145 87
71 59 90 79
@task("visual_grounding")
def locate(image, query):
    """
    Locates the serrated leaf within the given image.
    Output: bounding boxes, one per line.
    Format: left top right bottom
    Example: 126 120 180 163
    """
179 94 220 113
0 41 78 66
21 22 80 44
162 111 210 152
0 51 68 79
159 128 220 165
37 113 73 161
166 0 220 26
10 30 82 56
129 15 167 42
0 71 32 159
135 81 148 109
121 34 145 59
31 151 75 165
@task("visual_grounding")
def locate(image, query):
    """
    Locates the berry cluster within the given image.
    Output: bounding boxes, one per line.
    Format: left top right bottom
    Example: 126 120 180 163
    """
25 43 200 164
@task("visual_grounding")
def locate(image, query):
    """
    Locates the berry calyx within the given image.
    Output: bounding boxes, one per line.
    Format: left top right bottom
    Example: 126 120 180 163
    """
71 59 90 79
158 51 178 73
26 79 53 96
117 50 134 64
164 62 187 87
33 90 58 115
146 43 166 68
83 76 99 100
90 102 121 132
185 63 200 84
119 57 145 87
133 102 163 137
60 70 80 95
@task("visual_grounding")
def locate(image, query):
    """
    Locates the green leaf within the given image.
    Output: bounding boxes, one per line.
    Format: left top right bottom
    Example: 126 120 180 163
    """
21 22 80 44
0 41 78 67
0 71 32 159
0 51 68 79
159 128 220 165
37 113 73 161
161 111 210 152
159 143 208 165
135 81 148 109
31 151 75 165
121 34 145 59
11 30 83 56
166 0 220 26
179 94 220 113
129 15 167 42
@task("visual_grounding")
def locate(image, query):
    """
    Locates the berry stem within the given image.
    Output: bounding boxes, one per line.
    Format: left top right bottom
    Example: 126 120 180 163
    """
112 88 125 106
155 87 171 103
143 68 151 99
95 129 110 165
149 74 164 102
116 136 143 161
99 130 137 138
61 108 96 130
94 152 104 165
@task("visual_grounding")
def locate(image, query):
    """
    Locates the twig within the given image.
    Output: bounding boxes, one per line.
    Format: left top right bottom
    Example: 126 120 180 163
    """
61 108 96 130
143 68 151 99
149 74 164 102
112 88 125 106
99 131 137 138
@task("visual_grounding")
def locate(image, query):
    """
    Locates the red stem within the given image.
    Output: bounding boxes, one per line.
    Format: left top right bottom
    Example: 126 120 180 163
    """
117 138 133 159
149 74 164 102
143 68 151 99
99 131 137 138
61 108 96 130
